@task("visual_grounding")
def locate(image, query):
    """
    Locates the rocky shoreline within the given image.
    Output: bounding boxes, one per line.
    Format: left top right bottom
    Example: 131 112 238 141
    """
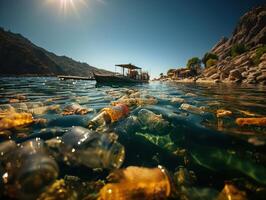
160 6 266 85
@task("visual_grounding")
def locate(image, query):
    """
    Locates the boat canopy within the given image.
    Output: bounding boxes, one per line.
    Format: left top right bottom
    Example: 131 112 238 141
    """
115 64 141 70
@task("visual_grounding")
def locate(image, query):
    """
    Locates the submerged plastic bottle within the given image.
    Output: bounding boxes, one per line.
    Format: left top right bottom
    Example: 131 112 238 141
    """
98 166 172 200
138 109 171 135
88 104 129 130
58 126 125 169
0 139 59 200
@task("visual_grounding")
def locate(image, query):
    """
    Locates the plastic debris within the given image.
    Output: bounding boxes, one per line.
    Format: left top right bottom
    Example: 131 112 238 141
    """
236 117 266 126
0 111 33 131
0 139 59 200
216 109 232 118
138 109 171 135
180 103 204 115
62 103 93 115
88 104 129 129
217 183 247 200
56 126 125 169
98 166 172 200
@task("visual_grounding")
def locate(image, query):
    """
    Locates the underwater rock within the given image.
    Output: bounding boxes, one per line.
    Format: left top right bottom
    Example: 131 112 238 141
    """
88 104 129 130
62 103 93 115
217 183 247 200
236 117 266 126
216 109 232 118
180 103 204 115
56 126 125 169
137 109 171 135
0 111 33 131
98 166 172 200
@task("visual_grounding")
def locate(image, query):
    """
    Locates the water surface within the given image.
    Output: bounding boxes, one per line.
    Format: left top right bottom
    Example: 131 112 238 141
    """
0 77 266 199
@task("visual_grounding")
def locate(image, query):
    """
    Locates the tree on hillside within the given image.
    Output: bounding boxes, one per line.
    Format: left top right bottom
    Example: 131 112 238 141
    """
202 52 218 67
186 57 201 76
187 57 201 69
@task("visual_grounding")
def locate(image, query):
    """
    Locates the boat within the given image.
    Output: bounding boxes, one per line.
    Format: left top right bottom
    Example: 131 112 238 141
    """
57 75 95 80
93 64 150 85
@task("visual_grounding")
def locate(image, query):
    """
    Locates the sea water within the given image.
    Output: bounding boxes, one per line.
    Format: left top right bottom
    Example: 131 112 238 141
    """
0 77 265 199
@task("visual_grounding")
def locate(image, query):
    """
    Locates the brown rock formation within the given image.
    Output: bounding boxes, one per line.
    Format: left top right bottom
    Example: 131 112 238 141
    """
211 6 266 60
200 6 266 84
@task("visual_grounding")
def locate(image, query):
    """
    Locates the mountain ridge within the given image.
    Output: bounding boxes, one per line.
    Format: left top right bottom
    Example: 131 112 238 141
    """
0 27 111 76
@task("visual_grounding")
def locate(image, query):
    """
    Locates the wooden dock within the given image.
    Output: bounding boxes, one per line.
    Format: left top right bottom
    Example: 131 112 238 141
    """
57 75 95 80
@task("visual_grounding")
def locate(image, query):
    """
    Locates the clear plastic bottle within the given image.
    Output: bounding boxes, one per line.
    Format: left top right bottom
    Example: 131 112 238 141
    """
58 126 125 169
0 139 59 200
88 104 129 130
98 166 172 200
137 109 171 135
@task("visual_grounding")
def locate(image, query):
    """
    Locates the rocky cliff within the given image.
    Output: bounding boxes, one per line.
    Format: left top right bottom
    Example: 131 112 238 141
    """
199 6 266 84
0 28 110 76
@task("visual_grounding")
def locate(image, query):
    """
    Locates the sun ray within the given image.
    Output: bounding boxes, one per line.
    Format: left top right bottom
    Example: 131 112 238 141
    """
44 0 89 18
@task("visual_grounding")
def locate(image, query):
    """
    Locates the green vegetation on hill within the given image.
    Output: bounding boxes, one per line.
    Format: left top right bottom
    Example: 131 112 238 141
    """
206 59 218 68
253 45 266 65
230 43 247 57
186 57 201 70
202 52 218 67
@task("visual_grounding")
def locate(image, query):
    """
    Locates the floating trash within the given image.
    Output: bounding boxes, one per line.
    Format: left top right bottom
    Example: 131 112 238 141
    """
0 77 266 199
62 103 93 115
88 103 129 130
55 126 125 169
180 103 205 115
217 183 247 200
216 109 232 118
98 166 172 200
236 117 266 126
0 139 59 200
0 111 33 131
138 109 171 135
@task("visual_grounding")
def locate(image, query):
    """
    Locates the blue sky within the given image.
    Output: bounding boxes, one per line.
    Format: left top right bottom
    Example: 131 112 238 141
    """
0 0 265 77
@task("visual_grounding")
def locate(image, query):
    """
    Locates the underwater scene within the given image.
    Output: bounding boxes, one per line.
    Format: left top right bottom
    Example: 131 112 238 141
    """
0 77 266 200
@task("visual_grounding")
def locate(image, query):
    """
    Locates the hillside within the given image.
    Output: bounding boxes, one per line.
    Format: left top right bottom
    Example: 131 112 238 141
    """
0 28 110 76
199 5 266 84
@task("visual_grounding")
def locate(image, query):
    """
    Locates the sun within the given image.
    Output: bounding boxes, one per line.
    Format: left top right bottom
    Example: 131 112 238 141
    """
45 0 88 17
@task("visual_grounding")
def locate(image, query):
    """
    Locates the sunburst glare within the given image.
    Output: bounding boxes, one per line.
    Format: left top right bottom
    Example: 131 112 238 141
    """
45 0 89 17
